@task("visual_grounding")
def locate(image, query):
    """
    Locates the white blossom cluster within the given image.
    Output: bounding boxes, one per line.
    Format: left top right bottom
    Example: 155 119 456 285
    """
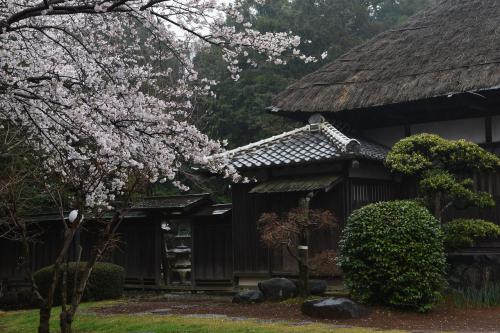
0 0 311 208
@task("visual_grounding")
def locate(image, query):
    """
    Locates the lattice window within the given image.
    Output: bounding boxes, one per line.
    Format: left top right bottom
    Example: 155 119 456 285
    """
351 181 396 210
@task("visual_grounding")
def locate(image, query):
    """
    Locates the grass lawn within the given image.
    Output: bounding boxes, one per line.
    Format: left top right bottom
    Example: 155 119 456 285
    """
0 301 403 333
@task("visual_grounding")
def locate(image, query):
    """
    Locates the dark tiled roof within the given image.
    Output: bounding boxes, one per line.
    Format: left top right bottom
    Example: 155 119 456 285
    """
223 122 388 170
250 175 342 194
191 204 232 217
132 194 211 210
19 210 148 224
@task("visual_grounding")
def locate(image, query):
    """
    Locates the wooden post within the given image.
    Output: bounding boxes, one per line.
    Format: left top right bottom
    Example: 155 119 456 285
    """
158 215 170 286
154 215 162 287
297 192 315 297
190 220 196 289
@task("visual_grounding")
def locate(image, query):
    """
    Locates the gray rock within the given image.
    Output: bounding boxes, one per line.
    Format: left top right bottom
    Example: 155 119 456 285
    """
310 280 328 295
447 253 500 289
292 279 328 296
232 290 265 304
258 278 297 301
301 298 370 319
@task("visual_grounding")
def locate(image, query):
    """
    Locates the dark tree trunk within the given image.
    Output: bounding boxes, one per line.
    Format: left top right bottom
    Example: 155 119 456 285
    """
37 228 77 333
60 260 70 333
434 193 442 223
38 307 52 333
67 211 125 327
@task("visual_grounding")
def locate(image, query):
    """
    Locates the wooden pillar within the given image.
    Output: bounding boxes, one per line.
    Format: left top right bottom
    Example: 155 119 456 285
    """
160 228 169 286
153 215 162 286
190 220 196 288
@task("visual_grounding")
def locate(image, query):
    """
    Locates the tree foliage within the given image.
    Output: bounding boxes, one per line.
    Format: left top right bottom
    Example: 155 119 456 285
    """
258 208 337 248
443 219 500 251
258 206 337 296
386 134 500 220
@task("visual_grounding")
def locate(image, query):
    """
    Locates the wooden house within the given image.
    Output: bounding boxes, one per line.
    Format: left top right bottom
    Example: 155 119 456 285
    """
2 0 500 292
224 0 500 286
0 194 233 291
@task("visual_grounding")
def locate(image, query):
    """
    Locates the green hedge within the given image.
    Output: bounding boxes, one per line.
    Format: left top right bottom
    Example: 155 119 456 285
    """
443 218 500 251
34 262 124 305
339 200 446 312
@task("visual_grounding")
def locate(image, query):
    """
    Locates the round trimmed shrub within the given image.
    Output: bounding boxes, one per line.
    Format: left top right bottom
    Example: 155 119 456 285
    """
443 218 500 251
339 200 446 312
34 262 124 305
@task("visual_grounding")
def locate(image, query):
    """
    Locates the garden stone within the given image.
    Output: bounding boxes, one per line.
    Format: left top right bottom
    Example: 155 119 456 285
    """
258 278 297 301
447 253 500 289
301 298 370 319
291 279 328 295
232 290 265 304
150 308 172 315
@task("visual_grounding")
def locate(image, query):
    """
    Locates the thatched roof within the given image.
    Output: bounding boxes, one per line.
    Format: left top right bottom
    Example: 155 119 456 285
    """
272 0 500 114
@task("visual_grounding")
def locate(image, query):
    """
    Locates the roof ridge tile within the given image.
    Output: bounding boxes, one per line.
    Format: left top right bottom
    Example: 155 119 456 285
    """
320 123 361 153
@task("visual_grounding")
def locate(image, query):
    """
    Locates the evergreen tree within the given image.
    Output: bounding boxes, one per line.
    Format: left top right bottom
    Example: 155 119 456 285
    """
194 0 430 148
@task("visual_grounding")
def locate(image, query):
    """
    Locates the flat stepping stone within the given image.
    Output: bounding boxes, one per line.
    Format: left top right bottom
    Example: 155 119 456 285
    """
150 308 172 315
301 297 371 319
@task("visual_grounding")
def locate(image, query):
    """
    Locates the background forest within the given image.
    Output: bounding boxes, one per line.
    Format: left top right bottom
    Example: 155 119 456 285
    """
159 0 431 198
193 0 430 148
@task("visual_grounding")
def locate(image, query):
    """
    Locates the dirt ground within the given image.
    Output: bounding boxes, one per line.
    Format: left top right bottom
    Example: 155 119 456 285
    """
92 293 500 332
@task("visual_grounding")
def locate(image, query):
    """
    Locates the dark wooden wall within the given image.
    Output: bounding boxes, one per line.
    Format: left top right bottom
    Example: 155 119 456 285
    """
0 223 63 281
109 219 159 283
347 178 400 214
192 216 233 283
231 170 401 278
0 218 160 285
0 239 24 280
232 183 272 276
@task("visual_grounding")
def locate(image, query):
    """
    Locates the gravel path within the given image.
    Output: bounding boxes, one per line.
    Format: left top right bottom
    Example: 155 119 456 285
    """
92 293 500 332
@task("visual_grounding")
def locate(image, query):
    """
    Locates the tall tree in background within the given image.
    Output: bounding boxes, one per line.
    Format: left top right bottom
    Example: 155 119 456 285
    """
363 0 433 28
194 0 430 148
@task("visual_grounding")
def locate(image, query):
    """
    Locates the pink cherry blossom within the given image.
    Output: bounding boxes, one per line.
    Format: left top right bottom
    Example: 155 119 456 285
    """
0 0 313 208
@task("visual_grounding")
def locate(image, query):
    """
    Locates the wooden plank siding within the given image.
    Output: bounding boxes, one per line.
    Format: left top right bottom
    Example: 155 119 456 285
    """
231 173 401 278
0 239 24 280
192 217 233 284
109 220 158 283
231 183 271 276
348 179 400 213
0 219 161 286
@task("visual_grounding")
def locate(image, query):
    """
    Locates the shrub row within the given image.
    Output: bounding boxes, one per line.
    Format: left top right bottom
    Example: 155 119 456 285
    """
33 262 125 305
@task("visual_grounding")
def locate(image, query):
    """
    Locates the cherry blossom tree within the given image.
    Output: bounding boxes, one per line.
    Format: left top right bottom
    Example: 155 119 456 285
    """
1 1 315 332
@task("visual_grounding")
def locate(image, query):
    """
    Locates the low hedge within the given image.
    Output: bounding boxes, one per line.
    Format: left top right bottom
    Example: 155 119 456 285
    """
34 262 124 305
339 200 446 312
443 218 500 251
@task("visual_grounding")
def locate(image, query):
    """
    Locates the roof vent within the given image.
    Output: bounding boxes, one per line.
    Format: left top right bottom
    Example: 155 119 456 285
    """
309 123 322 132
308 114 326 125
